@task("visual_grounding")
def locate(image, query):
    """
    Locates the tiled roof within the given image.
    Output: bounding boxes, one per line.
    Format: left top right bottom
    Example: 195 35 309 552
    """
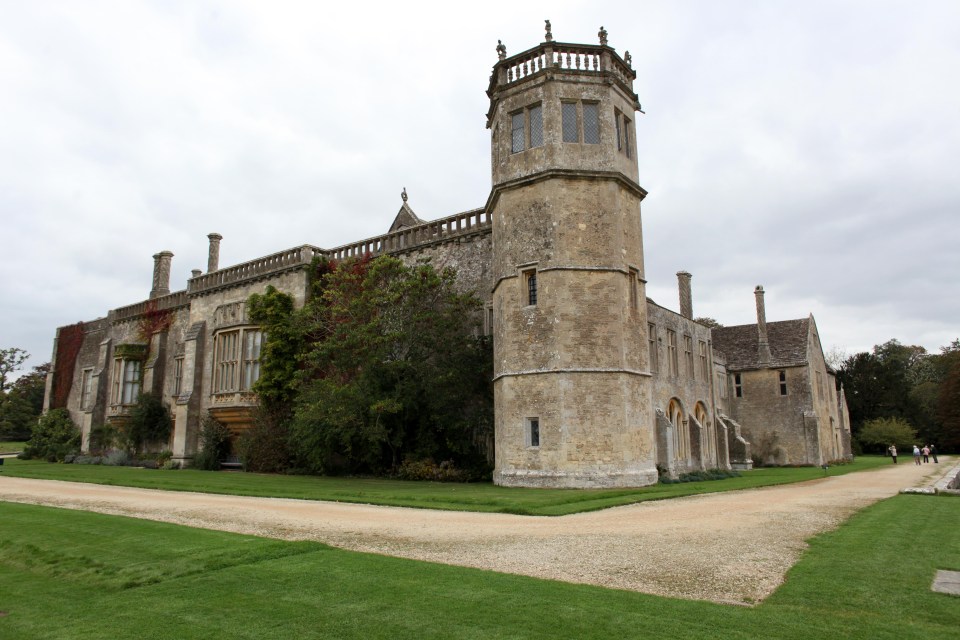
712 318 810 370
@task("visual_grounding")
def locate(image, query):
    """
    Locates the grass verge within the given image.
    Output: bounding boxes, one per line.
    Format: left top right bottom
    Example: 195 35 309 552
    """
0 494 957 639
1 456 892 515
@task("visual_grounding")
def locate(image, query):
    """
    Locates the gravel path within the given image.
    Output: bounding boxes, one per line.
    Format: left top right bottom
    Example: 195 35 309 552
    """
0 459 952 605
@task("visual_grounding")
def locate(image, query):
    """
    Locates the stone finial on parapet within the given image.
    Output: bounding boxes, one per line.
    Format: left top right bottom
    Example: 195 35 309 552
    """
150 251 174 299
401 187 408 203
624 51 632 67
191 269 202 279
496 39 507 61
598 26 608 46
207 233 222 273
677 271 693 319
544 20 553 42
755 285 772 364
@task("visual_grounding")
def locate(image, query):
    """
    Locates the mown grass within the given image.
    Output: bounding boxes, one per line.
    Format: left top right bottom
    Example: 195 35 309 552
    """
1 455 892 515
0 440 26 453
0 494 957 639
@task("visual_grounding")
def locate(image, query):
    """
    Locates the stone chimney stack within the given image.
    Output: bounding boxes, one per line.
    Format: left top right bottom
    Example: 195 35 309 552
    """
677 271 693 319
755 285 772 364
150 251 174 299
207 233 222 273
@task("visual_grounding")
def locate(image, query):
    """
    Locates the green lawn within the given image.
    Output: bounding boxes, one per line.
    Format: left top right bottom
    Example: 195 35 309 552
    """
1 455 892 515
0 441 26 454
0 494 957 639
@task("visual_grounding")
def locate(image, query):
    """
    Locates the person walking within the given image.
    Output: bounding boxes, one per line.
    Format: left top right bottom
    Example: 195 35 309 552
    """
922 445 930 463
930 444 938 463
888 444 898 464
913 445 922 465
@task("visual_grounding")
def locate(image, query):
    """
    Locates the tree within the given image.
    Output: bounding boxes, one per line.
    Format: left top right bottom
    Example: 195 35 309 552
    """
694 317 723 328
857 417 918 454
836 340 926 435
935 344 960 452
288 255 493 476
0 347 29 393
21 408 79 462
0 361 48 440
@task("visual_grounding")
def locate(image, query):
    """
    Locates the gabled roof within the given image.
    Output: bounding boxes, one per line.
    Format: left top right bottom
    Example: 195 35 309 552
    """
388 202 425 233
712 318 810 370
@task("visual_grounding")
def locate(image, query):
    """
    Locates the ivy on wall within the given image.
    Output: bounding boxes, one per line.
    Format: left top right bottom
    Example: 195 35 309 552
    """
136 300 174 343
51 323 85 409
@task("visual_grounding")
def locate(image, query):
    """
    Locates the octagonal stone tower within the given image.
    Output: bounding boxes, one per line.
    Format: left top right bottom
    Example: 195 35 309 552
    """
487 28 656 487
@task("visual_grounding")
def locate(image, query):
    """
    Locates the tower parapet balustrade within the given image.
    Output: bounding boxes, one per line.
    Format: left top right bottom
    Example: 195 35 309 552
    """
487 41 638 126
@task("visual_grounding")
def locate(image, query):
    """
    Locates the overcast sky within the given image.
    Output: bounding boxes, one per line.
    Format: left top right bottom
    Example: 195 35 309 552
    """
2 0 958 378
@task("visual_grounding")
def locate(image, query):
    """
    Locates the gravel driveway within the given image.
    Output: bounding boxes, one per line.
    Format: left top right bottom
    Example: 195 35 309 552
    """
0 460 951 605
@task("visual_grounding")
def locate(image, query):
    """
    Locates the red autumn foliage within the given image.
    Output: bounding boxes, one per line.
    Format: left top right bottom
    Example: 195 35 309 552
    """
52 322 85 409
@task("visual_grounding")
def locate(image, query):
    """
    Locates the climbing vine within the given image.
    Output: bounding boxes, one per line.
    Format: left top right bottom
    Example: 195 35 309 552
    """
136 300 174 343
52 322 85 409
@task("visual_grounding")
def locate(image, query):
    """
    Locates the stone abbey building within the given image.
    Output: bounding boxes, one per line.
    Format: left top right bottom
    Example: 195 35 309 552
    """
43 26 852 487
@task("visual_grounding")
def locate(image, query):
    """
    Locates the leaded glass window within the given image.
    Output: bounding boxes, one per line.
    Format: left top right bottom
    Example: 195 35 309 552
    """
562 102 578 142
529 104 543 148
583 103 599 144
511 111 525 153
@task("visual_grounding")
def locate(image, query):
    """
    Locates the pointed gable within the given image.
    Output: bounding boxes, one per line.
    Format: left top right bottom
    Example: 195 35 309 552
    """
388 202 425 233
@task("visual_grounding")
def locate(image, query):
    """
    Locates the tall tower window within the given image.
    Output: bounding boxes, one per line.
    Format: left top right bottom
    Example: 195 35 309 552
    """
734 373 743 398
511 104 543 153
615 110 633 157
561 102 578 142
779 370 788 396
524 269 538 306
526 417 540 448
583 103 600 144
684 335 694 379
511 111 525 153
529 104 543 147
561 101 601 144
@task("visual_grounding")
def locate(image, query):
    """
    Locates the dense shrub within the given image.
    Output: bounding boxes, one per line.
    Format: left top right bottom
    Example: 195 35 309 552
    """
857 417 918 454
103 450 132 466
88 423 117 455
123 394 172 455
395 458 490 482
21 408 80 462
659 468 742 484
236 408 292 473
191 414 231 471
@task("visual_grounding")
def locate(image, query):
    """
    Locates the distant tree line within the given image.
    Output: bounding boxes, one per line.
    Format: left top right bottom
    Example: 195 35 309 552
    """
0 347 48 441
836 339 960 453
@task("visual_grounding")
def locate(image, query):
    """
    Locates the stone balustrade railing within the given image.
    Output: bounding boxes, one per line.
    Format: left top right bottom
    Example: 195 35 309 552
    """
496 42 634 89
111 290 190 323
327 208 490 261
189 245 321 295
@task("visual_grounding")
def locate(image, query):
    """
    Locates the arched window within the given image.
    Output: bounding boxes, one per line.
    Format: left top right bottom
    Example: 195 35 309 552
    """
668 399 687 461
